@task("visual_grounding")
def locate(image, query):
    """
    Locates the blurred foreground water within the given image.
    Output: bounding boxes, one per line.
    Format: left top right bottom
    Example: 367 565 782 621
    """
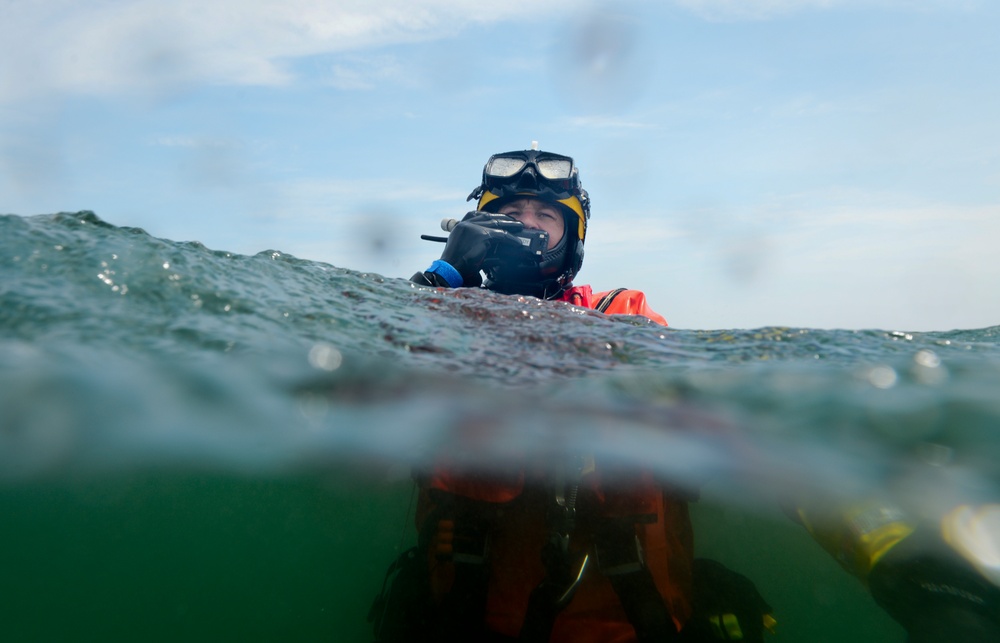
2 212 999 641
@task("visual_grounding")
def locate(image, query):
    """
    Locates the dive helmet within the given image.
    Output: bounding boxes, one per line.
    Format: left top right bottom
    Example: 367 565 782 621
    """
466 142 591 298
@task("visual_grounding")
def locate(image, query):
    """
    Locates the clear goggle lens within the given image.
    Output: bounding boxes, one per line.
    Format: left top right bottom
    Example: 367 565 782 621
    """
486 155 573 180
535 158 572 179
486 157 527 178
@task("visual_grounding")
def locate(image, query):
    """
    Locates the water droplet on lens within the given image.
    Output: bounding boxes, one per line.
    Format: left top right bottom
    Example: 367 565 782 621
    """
914 349 941 368
308 343 343 371
868 366 897 389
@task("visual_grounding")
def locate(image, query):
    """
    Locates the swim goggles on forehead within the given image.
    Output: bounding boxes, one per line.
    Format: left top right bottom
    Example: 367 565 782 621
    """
481 150 579 195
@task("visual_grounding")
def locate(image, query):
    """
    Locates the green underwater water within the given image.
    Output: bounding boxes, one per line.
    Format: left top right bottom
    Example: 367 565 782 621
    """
0 475 904 642
2 212 999 641
691 487 904 643
0 474 412 642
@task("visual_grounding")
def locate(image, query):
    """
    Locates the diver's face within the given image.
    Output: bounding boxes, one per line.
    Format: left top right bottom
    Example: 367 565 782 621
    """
497 199 565 250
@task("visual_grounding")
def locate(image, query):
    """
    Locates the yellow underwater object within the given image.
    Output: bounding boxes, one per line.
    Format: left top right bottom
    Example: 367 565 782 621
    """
796 500 915 581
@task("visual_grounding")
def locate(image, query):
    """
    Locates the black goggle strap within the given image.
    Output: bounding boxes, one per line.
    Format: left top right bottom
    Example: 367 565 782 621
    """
466 184 485 202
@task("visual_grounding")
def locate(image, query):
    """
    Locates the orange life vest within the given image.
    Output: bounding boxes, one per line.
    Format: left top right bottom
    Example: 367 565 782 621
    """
416 287 690 642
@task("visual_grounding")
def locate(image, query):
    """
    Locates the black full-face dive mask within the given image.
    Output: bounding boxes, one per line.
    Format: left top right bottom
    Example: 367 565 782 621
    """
481 211 571 298
468 148 590 299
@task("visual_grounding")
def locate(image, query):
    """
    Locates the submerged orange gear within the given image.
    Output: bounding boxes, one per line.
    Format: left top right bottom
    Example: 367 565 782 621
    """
415 291 686 642
417 473 694 642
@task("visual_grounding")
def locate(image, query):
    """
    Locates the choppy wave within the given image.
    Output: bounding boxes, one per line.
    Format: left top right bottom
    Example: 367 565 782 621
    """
3 212 998 495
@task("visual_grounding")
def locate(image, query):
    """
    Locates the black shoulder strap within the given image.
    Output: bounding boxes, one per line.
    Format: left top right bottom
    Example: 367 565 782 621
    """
425 495 495 642
595 519 680 642
595 288 627 313
369 547 433 643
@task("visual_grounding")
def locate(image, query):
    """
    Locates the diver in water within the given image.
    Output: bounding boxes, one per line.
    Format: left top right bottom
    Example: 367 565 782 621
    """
370 145 775 643
373 145 1000 642
410 144 664 318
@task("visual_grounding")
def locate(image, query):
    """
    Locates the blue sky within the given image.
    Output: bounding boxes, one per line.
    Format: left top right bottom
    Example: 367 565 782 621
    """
2 0 998 330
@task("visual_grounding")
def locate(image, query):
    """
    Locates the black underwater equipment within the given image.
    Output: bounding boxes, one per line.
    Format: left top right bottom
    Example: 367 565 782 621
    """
684 559 777 642
416 144 588 299
866 526 1000 643
466 145 590 299
419 213 550 258
369 546 432 643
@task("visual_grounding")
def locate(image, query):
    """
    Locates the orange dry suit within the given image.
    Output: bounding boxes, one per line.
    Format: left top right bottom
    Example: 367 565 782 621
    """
415 287 694 643
559 285 668 327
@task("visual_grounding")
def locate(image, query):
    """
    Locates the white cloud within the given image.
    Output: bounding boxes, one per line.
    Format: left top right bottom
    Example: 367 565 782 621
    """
266 177 466 221
149 136 234 148
672 0 838 20
626 193 1000 330
567 116 657 130
672 0 982 21
284 177 464 202
326 55 409 91
769 94 875 118
0 0 578 103
723 194 1000 302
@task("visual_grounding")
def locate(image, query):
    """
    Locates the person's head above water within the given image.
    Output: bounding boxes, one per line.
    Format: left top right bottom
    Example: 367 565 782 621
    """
463 143 591 298
413 143 591 299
